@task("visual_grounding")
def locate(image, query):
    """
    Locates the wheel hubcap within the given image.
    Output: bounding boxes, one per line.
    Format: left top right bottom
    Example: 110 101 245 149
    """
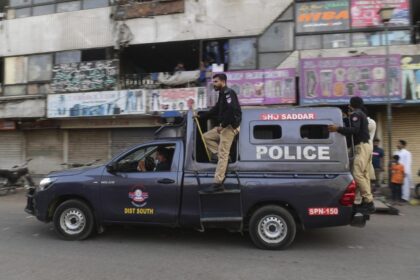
258 215 287 244
60 208 86 235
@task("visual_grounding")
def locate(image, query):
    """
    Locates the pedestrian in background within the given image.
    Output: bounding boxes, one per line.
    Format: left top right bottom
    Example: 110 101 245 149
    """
372 139 385 192
395 140 412 202
390 155 405 205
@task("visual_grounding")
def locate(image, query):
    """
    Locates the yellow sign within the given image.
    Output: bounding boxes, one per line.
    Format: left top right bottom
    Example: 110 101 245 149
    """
124 208 154 215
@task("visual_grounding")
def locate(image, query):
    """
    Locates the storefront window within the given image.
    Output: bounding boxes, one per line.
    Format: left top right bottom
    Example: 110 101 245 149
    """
3 85 27 96
259 22 294 52
258 53 292 69
15 7 31 18
5 57 28 85
322 33 350 49
228 38 257 70
9 0 32 7
55 50 82 64
82 0 108 9
296 35 322 50
352 32 371 47
33 4 55 16
28 54 53 82
56 1 81 13
33 0 53 4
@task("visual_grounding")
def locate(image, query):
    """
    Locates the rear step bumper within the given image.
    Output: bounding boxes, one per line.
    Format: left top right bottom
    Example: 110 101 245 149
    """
350 212 369 227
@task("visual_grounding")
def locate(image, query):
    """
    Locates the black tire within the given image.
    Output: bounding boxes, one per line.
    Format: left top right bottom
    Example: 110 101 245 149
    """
415 184 420 199
249 205 296 250
53 199 95 241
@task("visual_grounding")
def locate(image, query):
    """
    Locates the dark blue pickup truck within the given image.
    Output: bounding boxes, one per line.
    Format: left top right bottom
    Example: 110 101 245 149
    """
25 108 368 250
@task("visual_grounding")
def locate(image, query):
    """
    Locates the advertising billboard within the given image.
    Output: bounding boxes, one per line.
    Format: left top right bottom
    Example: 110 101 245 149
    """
351 0 410 28
296 0 350 33
300 55 402 105
47 90 147 118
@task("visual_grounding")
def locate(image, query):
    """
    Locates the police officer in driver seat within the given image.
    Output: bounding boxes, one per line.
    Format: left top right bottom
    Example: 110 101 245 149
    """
137 146 172 172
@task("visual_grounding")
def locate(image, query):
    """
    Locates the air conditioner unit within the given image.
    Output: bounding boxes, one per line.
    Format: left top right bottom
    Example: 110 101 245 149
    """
0 13 5 20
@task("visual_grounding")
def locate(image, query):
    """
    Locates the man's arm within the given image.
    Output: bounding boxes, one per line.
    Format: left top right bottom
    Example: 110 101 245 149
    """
336 113 361 136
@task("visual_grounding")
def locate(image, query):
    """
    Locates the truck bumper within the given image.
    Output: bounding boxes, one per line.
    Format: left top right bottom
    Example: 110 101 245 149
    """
24 187 50 222
350 212 370 227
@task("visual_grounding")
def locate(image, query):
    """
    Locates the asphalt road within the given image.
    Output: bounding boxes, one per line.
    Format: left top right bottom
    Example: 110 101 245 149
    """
1 189 419 280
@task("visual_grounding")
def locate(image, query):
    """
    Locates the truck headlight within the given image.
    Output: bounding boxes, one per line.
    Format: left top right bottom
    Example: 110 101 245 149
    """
39 178 56 191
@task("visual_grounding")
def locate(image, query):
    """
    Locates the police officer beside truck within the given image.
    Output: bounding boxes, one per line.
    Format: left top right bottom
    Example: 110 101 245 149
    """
198 73 242 193
328 96 375 214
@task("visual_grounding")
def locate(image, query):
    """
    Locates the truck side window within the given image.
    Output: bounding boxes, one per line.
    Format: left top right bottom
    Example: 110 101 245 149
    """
117 144 175 172
300 125 329 139
253 125 282 140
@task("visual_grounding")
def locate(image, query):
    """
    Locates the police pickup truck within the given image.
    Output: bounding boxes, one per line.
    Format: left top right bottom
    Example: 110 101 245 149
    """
25 108 368 250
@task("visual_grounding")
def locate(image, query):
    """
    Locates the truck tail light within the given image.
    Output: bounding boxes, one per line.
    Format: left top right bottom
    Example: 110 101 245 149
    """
340 180 356 206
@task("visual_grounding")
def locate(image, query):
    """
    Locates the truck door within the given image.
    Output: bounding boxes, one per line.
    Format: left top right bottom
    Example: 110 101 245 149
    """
100 141 183 224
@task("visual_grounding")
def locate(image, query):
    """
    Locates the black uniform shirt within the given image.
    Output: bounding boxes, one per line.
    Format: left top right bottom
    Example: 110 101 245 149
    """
337 108 370 145
203 86 242 129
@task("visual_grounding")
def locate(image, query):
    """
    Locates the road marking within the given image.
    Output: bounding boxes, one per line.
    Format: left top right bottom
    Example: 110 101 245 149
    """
25 216 34 219
32 233 40 237
2 227 10 231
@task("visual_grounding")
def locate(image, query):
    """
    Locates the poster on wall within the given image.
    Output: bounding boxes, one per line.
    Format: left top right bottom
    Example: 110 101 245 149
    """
296 0 350 33
47 90 147 118
351 0 410 28
148 87 207 112
300 55 402 105
401 55 420 103
206 69 296 106
51 60 119 93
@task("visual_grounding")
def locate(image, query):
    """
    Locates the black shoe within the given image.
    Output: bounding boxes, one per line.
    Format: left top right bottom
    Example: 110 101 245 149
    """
356 202 376 214
201 183 224 193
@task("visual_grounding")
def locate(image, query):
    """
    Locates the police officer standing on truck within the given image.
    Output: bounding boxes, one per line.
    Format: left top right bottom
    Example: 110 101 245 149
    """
198 73 242 192
328 96 375 213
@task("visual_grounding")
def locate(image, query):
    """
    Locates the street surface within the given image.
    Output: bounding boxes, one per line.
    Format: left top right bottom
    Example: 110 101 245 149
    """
1 189 419 280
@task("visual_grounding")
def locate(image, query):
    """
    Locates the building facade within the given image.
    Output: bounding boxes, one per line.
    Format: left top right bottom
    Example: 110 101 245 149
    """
0 0 419 187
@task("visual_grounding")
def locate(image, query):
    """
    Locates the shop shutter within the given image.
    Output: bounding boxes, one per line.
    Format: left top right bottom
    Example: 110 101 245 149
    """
0 131 24 169
381 108 420 185
25 130 63 175
68 130 110 165
111 128 155 157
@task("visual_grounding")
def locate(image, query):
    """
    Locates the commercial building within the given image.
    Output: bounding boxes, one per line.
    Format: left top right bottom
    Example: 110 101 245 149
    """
0 0 419 187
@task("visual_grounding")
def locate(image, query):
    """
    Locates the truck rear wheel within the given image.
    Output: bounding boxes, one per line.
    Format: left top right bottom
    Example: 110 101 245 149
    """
53 199 94 241
249 205 296 250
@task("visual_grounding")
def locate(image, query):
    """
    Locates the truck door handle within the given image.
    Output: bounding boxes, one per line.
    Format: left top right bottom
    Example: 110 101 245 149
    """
158 178 175 184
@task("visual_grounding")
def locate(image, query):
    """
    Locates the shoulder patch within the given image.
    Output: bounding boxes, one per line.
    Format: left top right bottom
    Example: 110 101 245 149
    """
352 116 359 122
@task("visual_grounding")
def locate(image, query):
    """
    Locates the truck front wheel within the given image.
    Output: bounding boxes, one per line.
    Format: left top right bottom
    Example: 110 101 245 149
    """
249 205 296 250
53 199 94 241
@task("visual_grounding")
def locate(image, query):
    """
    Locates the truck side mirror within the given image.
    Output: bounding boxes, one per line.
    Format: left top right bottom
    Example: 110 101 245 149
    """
106 162 118 173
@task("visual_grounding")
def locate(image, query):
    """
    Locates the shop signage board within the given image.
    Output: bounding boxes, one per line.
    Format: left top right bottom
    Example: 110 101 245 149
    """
351 0 410 28
148 87 207 112
401 55 420 103
47 90 147 118
296 0 350 33
300 55 402 105
225 69 296 105
51 60 119 93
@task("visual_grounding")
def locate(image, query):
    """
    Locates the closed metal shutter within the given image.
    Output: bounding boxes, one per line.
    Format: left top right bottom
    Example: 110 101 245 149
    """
25 130 63 175
0 131 24 169
111 128 155 157
68 130 110 165
381 108 420 185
